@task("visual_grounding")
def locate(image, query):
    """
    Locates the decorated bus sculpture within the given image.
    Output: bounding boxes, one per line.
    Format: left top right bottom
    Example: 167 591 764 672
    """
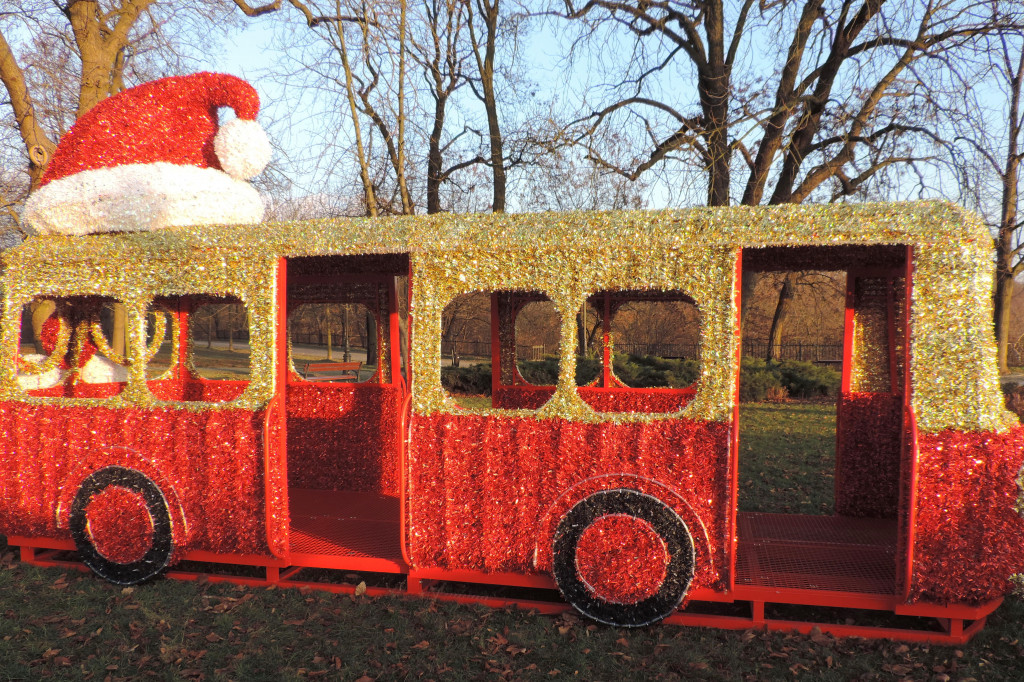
1 74 1023 643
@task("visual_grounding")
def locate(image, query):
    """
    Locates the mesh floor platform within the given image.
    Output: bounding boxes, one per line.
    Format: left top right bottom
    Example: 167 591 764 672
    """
288 488 403 562
735 512 898 594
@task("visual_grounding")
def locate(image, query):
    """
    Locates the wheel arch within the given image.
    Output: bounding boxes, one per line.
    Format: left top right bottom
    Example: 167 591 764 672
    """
55 446 189 555
533 473 713 579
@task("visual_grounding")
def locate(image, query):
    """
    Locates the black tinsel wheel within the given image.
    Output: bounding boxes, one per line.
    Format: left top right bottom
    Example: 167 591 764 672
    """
69 466 174 585
552 488 695 627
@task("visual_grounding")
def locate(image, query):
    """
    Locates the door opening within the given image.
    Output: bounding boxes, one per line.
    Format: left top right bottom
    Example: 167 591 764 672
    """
283 254 409 572
735 245 908 595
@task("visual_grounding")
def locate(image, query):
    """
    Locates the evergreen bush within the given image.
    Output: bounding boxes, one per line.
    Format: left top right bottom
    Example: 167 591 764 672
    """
439 354 840 403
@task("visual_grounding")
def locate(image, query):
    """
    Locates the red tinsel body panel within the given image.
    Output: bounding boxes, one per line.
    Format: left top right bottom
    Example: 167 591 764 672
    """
575 514 669 603
407 412 731 591
491 387 695 414
84 485 154 564
834 392 902 518
146 379 249 403
285 383 402 494
27 382 123 399
911 427 1024 604
0 401 283 558
492 386 553 410
577 387 695 414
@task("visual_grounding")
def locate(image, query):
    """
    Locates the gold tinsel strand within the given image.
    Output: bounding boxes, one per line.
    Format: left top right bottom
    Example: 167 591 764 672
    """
0 200 1013 433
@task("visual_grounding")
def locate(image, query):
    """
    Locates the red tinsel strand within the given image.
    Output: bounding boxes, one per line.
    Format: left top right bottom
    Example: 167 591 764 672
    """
41 73 260 186
83 485 154 564
575 514 669 604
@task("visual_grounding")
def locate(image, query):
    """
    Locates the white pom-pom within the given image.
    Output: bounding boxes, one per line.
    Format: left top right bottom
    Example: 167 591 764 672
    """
81 355 129 384
214 118 271 180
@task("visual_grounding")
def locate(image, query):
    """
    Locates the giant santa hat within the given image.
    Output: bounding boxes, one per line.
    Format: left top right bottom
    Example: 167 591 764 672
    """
23 72 272 236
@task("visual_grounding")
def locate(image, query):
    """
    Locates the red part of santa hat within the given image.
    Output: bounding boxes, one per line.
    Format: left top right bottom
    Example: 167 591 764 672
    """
41 72 263 186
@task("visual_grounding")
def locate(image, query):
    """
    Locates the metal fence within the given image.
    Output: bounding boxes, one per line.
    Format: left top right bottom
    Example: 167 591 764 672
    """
440 339 844 364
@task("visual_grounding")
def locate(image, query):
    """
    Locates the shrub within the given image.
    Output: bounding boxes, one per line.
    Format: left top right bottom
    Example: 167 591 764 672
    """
442 354 840 402
739 358 785 402
612 354 700 388
441 362 492 395
739 357 840 402
517 356 603 386
775 359 841 398
1003 383 1024 419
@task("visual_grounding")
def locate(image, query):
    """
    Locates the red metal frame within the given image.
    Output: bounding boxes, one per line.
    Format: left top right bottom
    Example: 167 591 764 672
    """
729 250 743 596
901 247 918 601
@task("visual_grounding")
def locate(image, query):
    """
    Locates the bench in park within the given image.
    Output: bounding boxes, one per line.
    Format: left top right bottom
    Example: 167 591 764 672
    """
302 361 362 382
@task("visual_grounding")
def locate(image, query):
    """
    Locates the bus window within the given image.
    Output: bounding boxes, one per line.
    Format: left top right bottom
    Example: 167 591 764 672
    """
288 302 380 383
17 296 129 396
188 298 251 382
576 291 701 415
145 303 176 380
514 297 561 387
440 292 491 410
486 291 561 411
608 296 701 389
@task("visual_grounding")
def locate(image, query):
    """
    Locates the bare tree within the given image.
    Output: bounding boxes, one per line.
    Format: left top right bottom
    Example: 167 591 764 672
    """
955 26 1024 372
1 1 238 194
558 0 1013 355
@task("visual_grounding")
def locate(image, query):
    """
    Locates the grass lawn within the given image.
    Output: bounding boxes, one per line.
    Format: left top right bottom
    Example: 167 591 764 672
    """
1 399 1022 679
739 401 836 515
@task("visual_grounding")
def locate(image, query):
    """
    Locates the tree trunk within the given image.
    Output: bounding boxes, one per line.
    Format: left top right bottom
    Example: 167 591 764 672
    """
993 43 1024 374
326 307 334 361
699 1 730 207
0 31 57 190
427 93 447 214
30 299 56 355
333 16 377 216
576 308 586 356
470 0 505 212
767 274 796 361
112 303 126 357
995 267 1014 372
366 310 378 366
342 306 351 362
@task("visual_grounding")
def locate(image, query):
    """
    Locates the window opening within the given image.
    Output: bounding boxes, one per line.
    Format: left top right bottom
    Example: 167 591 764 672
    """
289 302 380 383
188 298 251 381
16 296 128 395
514 298 561 387
607 295 701 389
440 292 491 410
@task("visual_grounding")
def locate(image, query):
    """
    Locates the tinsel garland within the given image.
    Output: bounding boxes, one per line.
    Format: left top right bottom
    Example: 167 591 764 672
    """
909 427 1024 604
407 411 729 593
0 402 284 557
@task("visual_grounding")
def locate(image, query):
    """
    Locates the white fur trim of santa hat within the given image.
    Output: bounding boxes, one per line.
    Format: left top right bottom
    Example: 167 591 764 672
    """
17 354 64 390
214 118 272 180
23 162 265 236
80 355 129 384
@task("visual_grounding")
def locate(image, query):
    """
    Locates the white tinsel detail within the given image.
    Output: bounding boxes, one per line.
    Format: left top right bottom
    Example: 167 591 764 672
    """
22 163 265 236
214 117 272 180
80 355 129 384
17 354 63 390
